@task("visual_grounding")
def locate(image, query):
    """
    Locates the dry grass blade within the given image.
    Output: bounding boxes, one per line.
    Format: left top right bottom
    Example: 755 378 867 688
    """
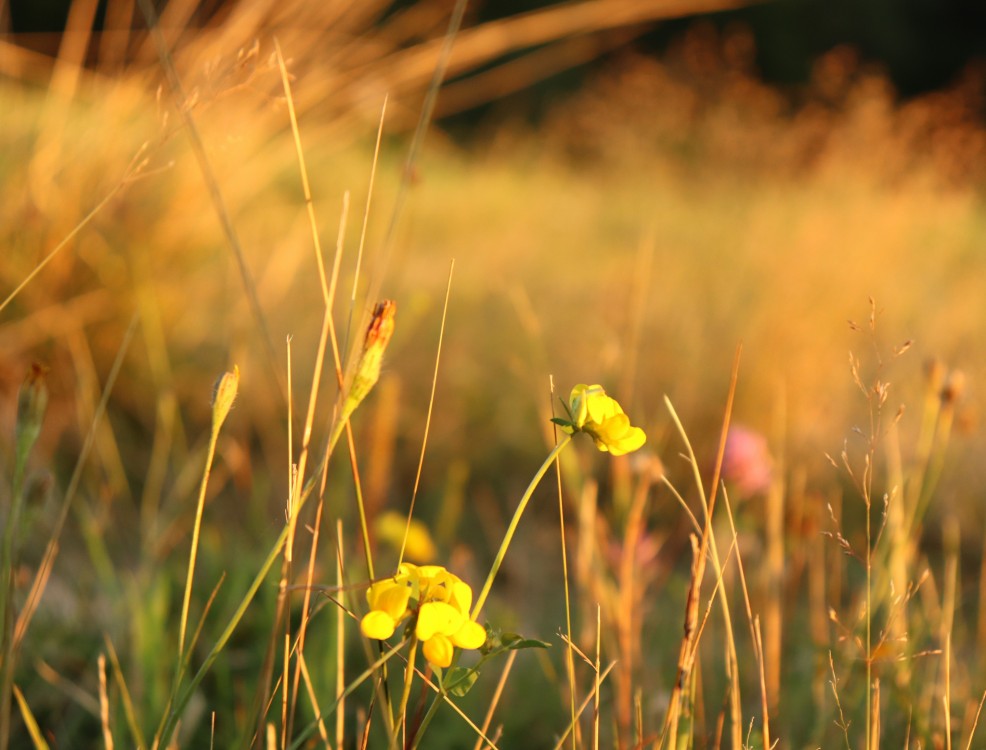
0 151 147 316
661 345 742 748
102 637 148 750
721 485 772 747
552 663 618 750
12 686 49 750
135 0 287 406
472 650 517 750
398 260 455 567
14 314 139 650
964 689 986 750
98 654 113 750
333 0 755 126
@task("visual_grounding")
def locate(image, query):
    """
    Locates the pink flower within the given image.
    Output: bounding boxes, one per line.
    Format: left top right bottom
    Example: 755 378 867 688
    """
721 425 773 497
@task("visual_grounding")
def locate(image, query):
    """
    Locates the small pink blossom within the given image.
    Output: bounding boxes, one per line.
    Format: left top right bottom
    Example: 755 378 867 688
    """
721 425 773 497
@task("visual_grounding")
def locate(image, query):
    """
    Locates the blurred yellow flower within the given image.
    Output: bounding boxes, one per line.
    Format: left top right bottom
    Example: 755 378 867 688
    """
373 511 438 563
359 563 486 668
562 383 646 456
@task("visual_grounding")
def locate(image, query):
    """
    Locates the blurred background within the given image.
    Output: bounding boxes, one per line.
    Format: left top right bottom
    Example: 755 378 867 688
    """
1 0 986 746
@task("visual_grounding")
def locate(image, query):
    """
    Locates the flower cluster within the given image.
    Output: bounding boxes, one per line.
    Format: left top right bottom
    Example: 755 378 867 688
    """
557 383 646 456
360 563 486 668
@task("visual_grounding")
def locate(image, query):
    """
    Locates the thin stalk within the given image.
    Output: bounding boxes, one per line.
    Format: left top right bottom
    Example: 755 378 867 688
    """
398 637 420 733
2 364 48 747
472 650 517 750
866 485 872 750
411 435 573 750
550 382 578 750
0 458 29 750
593 605 601 750
155 425 349 748
335 521 346 750
472 435 572 619
660 345 741 748
398 261 455 568
176 385 231 658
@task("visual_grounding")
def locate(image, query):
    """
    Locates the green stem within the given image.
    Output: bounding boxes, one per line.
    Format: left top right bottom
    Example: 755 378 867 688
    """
0 465 28 750
472 435 572 620
397 636 419 732
411 436 573 750
156 425 348 748
177 423 221 659
410 685 442 750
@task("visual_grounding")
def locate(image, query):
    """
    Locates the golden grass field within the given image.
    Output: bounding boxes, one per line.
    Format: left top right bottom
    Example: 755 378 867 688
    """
2 1 986 747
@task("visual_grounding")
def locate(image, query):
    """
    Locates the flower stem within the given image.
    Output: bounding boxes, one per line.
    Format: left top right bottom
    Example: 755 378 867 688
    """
397 636 419 732
472 435 572 619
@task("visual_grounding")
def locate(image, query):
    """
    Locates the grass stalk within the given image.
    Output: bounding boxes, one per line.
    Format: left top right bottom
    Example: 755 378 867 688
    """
721 486 771 749
335 521 346 750
593 604 601 750
398 260 455 568
550 378 579 750
397 636 420 733
471 435 573 620
472 650 517 750
176 366 238 659
98 654 113 750
660 345 741 748
12 686 48 750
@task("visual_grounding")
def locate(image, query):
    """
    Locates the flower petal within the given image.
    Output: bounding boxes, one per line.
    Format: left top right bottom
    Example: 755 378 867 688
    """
449 579 473 615
422 634 454 668
451 619 487 650
607 426 646 456
361 611 397 640
416 601 464 641
368 580 412 621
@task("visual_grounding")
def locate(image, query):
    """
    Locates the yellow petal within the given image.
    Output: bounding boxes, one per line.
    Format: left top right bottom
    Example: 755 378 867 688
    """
416 601 464 641
368 580 412 621
361 611 397 640
416 565 446 581
449 579 473 615
451 619 487 650
607 426 647 456
585 388 620 424
422 634 454 668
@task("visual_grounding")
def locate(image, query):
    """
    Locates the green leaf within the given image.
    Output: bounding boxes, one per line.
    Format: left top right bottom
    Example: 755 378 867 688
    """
481 629 552 656
445 667 478 697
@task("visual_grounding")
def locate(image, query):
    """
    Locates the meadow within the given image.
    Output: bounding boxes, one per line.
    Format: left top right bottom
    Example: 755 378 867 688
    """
2 2 986 747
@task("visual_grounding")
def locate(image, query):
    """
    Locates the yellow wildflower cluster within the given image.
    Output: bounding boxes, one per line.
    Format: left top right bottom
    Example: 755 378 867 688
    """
360 563 486 668
562 383 646 456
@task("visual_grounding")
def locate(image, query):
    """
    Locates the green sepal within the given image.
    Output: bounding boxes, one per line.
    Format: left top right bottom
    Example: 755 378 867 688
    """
500 632 551 651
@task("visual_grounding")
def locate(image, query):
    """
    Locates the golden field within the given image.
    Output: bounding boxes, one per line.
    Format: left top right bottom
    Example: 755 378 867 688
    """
1 2 986 747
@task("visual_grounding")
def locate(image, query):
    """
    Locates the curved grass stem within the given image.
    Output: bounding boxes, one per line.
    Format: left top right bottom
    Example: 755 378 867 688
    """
472 434 572 620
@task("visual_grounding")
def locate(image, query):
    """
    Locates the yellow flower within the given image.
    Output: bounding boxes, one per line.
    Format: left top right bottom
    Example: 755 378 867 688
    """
373 511 438 563
563 384 646 456
360 564 416 639
359 562 486 668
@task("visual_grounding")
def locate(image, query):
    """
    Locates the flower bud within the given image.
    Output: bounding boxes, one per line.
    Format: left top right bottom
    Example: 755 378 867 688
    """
344 300 396 418
16 363 49 468
211 365 240 431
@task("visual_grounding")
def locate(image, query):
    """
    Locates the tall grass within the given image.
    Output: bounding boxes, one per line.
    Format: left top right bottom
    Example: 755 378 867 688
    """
2 2 986 747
